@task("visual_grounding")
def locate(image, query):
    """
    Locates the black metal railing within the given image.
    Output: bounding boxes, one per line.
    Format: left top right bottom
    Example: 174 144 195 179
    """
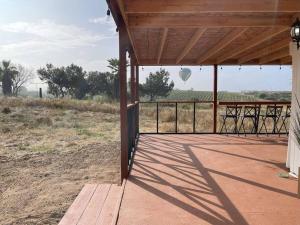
139 101 291 135
139 101 214 134
127 102 139 168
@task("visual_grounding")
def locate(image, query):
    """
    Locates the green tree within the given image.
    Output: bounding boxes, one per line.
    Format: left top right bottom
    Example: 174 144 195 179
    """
37 64 69 98
142 69 174 101
0 60 17 96
65 64 88 99
106 58 129 99
87 71 110 97
38 64 89 99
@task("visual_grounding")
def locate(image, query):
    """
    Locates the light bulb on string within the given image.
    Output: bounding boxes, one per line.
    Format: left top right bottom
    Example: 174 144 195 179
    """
106 9 111 22
239 65 242 70
280 65 282 70
180 65 183 71
260 65 262 70
200 65 202 71
142 66 144 71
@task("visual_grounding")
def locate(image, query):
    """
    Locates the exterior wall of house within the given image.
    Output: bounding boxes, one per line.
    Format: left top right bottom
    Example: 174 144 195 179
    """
287 42 300 177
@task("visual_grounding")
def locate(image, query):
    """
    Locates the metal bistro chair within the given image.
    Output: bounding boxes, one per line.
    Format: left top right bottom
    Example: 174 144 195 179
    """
220 105 243 134
238 105 261 135
258 105 283 135
278 105 291 136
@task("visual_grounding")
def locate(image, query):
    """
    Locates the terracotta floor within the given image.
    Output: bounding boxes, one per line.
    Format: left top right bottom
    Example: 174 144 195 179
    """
117 135 300 225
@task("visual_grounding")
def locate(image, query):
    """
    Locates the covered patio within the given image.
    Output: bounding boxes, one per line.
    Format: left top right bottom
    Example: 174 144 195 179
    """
106 0 300 180
60 0 300 224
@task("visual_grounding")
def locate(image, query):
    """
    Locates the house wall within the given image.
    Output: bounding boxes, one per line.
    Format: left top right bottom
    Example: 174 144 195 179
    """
287 42 300 177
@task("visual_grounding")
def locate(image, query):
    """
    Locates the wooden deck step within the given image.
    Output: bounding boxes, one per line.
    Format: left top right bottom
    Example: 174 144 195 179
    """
59 183 124 225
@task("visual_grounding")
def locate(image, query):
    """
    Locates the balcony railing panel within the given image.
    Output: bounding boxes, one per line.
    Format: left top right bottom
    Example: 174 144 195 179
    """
139 101 291 135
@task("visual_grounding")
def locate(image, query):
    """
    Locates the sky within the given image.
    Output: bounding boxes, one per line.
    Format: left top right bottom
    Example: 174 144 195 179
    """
0 0 292 92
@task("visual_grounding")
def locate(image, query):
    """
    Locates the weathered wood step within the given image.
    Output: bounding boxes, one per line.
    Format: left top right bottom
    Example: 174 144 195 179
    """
59 183 124 225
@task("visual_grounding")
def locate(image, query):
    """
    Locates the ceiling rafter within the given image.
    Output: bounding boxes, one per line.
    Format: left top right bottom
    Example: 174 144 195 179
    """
128 14 294 28
259 48 290 64
157 28 168 64
280 56 292 64
238 37 291 64
217 27 289 64
197 28 247 64
176 28 206 64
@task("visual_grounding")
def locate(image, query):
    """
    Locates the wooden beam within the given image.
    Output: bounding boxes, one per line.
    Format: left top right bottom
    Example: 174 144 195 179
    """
157 28 168 64
138 58 289 66
116 0 140 64
119 24 129 180
280 56 292 64
176 28 206 64
130 55 136 103
128 14 294 28
197 28 247 64
238 37 290 64
124 0 300 13
135 65 139 134
217 27 289 64
259 48 290 64
213 65 218 134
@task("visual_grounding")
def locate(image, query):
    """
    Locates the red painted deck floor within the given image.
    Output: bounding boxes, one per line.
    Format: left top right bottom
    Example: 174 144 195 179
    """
117 135 300 225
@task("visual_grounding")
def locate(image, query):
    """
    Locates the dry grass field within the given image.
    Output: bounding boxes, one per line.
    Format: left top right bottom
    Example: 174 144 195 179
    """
0 97 289 225
0 97 120 225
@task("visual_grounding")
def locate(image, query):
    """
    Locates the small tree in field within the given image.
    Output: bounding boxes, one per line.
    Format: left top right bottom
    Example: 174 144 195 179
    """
38 64 69 98
0 60 17 96
142 69 174 101
87 71 110 97
65 64 88 99
12 65 35 96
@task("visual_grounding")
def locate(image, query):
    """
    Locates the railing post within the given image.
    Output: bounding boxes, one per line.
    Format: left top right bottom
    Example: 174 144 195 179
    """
130 52 136 142
213 65 218 134
193 102 196 133
157 102 159 133
119 23 129 180
175 102 178 133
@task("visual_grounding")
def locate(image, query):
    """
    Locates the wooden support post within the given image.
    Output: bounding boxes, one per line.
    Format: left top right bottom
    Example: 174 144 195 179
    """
119 24 129 180
130 55 136 103
136 65 139 134
298 167 300 198
213 65 218 134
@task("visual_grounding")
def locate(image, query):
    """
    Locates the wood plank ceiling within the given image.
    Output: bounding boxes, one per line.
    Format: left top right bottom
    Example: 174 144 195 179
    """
116 0 300 65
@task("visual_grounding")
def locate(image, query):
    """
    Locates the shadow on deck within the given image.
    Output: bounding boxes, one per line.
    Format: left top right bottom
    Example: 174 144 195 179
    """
117 135 300 225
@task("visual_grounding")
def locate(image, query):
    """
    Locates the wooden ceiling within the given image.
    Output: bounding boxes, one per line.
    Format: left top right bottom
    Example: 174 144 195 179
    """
111 0 300 66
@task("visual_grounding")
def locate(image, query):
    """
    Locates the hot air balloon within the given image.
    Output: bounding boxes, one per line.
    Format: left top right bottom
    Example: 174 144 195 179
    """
179 68 192 82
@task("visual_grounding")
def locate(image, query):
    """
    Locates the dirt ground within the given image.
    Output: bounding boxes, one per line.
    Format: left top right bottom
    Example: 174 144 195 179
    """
0 98 120 225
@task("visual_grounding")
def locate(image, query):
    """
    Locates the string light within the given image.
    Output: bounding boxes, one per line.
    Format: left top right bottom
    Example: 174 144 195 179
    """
260 65 262 70
200 65 202 71
280 65 282 70
106 9 111 22
142 66 144 71
239 65 242 70
180 65 183 70
220 66 223 70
